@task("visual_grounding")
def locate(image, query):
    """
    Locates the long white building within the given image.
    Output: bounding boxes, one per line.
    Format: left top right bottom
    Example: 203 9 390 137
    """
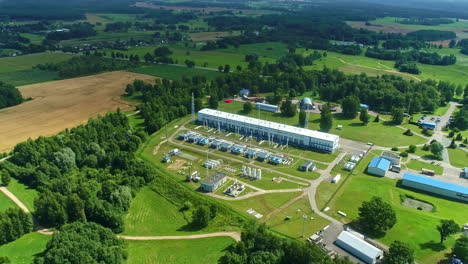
197 108 339 153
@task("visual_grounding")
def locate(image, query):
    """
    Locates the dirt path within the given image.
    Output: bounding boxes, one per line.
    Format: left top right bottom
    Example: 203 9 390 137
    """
119 232 241 242
206 188 303 201
0 186 30 213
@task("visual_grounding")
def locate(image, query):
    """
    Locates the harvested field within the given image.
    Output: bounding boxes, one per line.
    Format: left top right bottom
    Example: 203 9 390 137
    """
0 71 156 152
134 2 269 15
189 31 240 42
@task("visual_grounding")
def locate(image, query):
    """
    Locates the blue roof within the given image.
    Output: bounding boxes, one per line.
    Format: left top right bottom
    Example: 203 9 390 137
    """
403 173 468 195
360 104 369 108
422 122 436 127
368 157 391 171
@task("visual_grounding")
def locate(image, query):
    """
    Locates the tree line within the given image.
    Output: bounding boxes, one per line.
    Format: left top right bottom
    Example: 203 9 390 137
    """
1 111 155 232
0 82 23 110
366 47 457 66
0 208 32 246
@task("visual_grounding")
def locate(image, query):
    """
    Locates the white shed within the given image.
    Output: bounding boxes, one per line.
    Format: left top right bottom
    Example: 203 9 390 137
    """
335 231 383 264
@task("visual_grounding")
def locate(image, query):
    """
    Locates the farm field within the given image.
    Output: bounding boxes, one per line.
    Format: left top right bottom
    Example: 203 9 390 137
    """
0 232 51 264
0 71 155 152
129 64 221 80
189 31 240 41
126 236 235 264
0 52 74 73
318 151 468 263
0 69 61 86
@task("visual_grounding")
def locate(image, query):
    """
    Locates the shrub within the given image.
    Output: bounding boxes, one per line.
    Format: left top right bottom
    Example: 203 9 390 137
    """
408 145 417 153
391 147 399 151
400 152 409 157
403 129 414 136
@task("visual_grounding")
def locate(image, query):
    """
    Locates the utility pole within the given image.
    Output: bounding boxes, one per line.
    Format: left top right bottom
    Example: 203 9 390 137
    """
302 214 308 238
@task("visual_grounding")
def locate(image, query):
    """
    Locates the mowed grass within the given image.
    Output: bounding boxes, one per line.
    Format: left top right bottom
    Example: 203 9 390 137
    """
266 196 331 238
126 236 234 264
0 190 16 212
320 151 468 263
218 192 302 218
218 101 427 147
406 159 444 175
124 187 190 236
0 232 51 264
6 178 39 212
129 64 221 80
0 52 74 73
447 148 468 168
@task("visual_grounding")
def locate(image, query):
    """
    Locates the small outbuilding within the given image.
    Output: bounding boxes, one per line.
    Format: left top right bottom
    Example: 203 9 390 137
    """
300 98 314 110
367 157 391 177
299 161 316 172
335 231 383 264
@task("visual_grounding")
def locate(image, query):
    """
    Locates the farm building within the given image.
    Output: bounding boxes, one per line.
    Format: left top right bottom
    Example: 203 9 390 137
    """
198 109 340 153
401 173 468 202
201 172 228 192
299 160 316 172
367 157 391 177
300 98 314 110
255 103 279 113
335 231 383 264
421 122 437 130
381 152 401 166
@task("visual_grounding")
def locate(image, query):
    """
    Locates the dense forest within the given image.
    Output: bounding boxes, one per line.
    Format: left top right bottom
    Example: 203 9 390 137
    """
398 18 455 26
1 112 155 232
0 208 32 246
0 82 24 110
366 47 457 66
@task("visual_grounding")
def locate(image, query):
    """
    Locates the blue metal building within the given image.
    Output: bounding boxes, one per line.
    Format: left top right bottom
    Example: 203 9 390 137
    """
367 157 391 177
402 173 468 202
421 122 437 130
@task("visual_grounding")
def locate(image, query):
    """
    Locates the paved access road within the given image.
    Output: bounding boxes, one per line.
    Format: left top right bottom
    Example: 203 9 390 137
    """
119 232 241 242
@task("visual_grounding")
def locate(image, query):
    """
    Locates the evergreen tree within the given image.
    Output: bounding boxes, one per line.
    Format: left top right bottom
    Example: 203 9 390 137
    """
208 96 218 109
359 108 369 125
391 107 405 125
299 110 307 128
374 115 380 122
320 104 333 132
243 101 253 114
341 96 360 119
1 169 11 186
192 206 211 228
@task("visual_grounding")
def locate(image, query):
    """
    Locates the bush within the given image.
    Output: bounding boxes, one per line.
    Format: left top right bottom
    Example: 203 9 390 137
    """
391 147 399 151
449 131 455 138
403 129 414 136
408 145 417 153
422 144 430 151
400 152 409 157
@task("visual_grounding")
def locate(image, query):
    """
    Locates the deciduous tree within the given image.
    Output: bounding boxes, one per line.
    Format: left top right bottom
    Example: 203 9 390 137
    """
437 219 459 244
358 196 397 234
384 241 414 264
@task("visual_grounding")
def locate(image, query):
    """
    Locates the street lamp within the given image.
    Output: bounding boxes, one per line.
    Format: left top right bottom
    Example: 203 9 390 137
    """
302 214 308 238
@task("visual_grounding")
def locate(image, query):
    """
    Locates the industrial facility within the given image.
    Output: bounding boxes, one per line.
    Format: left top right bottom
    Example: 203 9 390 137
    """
335 231 383 264
401 173 468 202
201 172 228 192
198 109 340 153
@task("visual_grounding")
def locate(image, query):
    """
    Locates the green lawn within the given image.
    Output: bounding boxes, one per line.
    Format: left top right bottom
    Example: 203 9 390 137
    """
6 178 38 212
319 150 468 263
406 159 444 175
0 191 16 212
218 101 426 147
128 64 221 80
218 192 302 218
266 196 330 239
126 236 234 264
371 16 468 31
217 42 288 59
447 148 468 168
124 186 234 236
0 232 50 264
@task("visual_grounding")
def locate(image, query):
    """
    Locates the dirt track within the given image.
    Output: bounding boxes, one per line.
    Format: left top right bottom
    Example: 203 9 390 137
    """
0 71 156 152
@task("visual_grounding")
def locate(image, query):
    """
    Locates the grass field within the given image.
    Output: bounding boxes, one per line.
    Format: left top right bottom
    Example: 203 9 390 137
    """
218 192 302 218
5 178 38 212
0 69 61 86
218 101 427 147
0 71 155 153
129 64 221 80
318 150 468 263
0 190 16 212
447 148 468 168
266 196 331 238
0 232 50 264
0 52 74 73
406 159 444 175
126 237 235 264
